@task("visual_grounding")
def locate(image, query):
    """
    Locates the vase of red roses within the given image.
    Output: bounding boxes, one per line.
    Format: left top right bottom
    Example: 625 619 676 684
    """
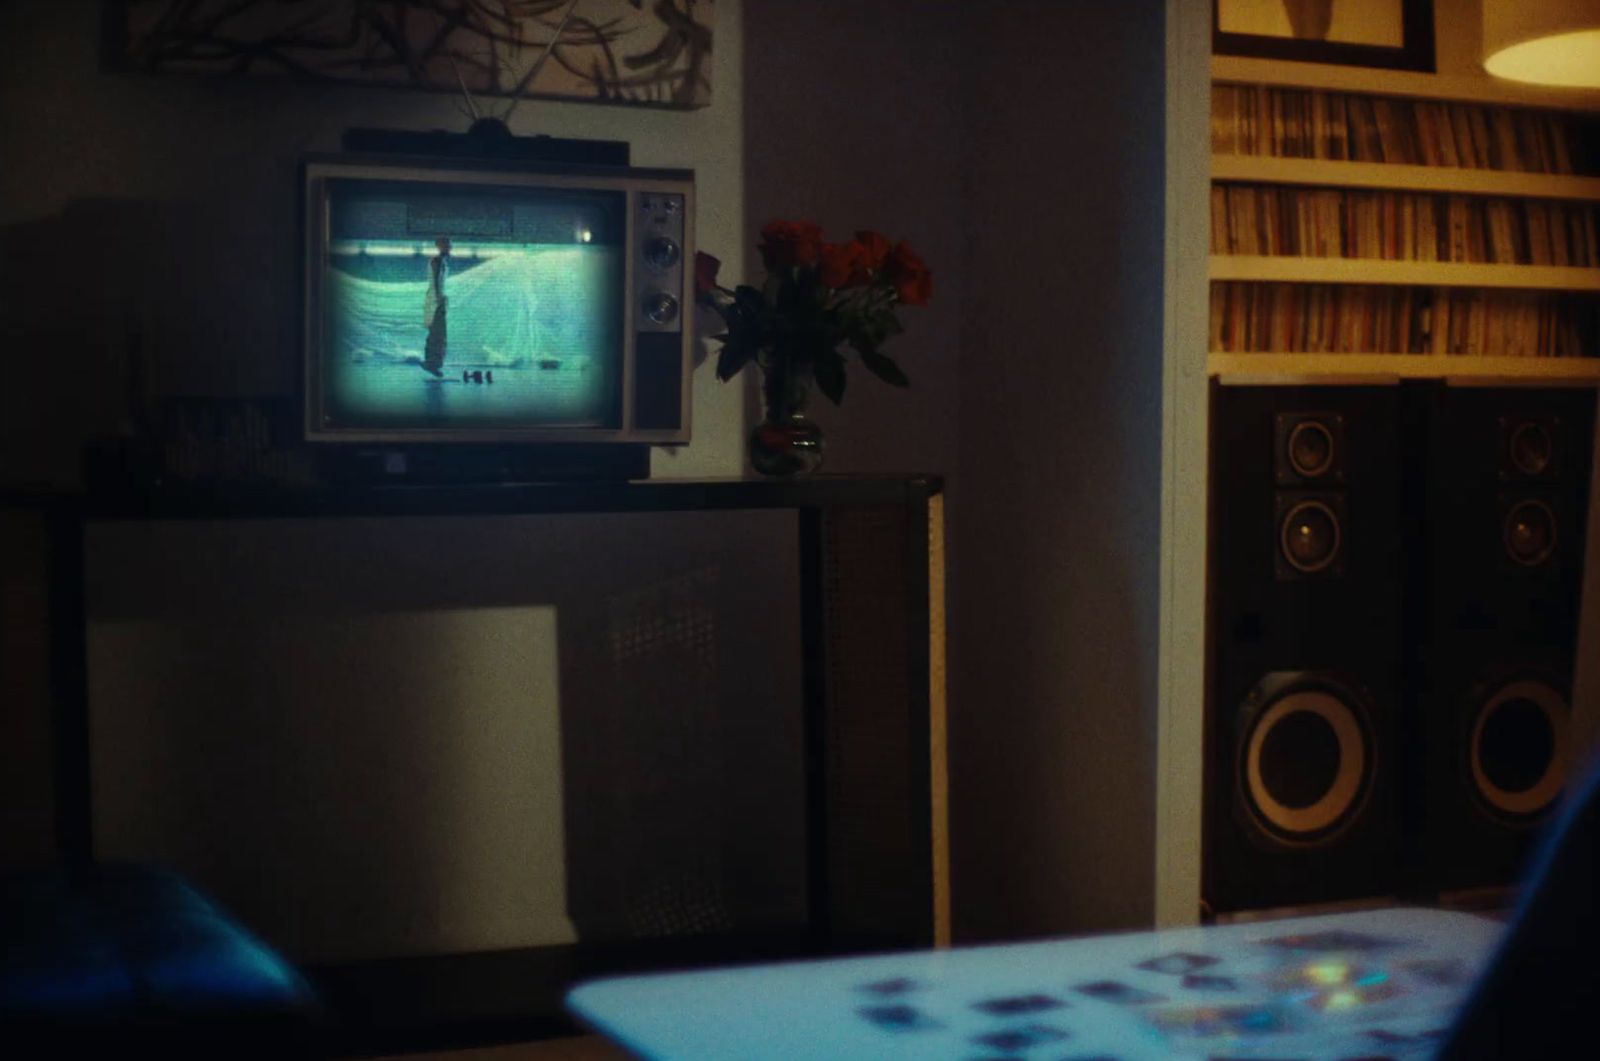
696 220 931 477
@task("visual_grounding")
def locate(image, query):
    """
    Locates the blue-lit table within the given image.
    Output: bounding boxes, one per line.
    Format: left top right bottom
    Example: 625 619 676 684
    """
567 908 1501 1060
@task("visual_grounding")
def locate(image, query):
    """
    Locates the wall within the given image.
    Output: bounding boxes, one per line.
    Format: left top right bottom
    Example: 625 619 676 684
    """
0 0 816 965
0 1 746 483
3 0 1189 953
741 1 964 481
742 0 1172 942
951 0 1168 939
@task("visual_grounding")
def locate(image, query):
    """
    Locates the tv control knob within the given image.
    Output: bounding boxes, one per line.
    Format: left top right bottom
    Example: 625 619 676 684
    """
643 235 681 270
642 291 680 325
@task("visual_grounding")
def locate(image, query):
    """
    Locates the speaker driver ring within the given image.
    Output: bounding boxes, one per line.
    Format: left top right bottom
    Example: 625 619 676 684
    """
1469 679 1570 819
1279 499 1342 574
1286 420 1336 479
1502 499 1557 567
1245 689 1368 840
1508 422 1554 477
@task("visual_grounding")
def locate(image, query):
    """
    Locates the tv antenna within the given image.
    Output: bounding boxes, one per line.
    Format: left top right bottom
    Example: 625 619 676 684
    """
453 0 583 138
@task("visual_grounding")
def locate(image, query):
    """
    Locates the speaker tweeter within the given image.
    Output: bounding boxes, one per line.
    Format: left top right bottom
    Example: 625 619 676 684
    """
1500 496 1558 568
1275 412 1345 485
1276 492 1346 579
1500 415 1563 481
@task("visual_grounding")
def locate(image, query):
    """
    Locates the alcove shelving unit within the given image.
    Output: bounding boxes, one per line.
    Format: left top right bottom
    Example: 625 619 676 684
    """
1155 5 1600 929
1188 27 1600 921
1208 58 1600 386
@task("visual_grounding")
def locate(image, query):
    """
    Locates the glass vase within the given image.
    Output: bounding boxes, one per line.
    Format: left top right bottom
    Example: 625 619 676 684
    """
747 352 825 477
748 410 825 477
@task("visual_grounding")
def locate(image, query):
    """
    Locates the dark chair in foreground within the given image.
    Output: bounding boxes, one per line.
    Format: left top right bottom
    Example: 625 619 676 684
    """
0 862 323 1055
1441 751 1600 1058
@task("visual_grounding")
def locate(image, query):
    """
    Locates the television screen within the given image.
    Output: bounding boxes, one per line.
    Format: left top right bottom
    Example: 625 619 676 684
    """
319 179 626 430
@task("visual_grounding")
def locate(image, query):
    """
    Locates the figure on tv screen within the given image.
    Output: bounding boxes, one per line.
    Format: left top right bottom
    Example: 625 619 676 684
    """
321 185 626 428
421 236 451 377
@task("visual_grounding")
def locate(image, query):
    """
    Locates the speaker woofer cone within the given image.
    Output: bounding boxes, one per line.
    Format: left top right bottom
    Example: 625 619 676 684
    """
1280 499 1342 574
1287 420 1336 479
1508 422 1554 477
1502 498 1557 567
1244 688 1371 844
1469 679 1570 820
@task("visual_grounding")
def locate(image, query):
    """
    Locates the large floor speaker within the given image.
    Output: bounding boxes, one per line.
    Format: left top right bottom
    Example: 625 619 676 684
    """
1205 383 1405 914
1410 386 1595 897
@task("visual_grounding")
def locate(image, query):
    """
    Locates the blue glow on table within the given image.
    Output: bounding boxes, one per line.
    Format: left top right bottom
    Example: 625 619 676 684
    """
566 908 1501 1060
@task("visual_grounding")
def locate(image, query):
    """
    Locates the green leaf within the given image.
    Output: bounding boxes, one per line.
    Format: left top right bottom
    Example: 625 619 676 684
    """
716 342 756 382
734 285 766 312
814 348 847 405
856 345 910 387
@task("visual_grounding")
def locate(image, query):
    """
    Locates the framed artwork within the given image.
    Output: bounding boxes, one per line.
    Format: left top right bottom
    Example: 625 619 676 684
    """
108 0 714 110
1213 0 1435 73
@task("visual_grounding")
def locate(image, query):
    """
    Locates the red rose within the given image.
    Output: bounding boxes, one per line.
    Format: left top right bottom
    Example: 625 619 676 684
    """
756 423 793 451
694 250 721 301
884 241 932 306
853 230 892 271
759 220 824 270
818 241 869 289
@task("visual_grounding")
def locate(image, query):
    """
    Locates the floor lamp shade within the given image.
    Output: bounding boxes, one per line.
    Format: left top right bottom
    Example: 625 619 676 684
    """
1483 0 1600 88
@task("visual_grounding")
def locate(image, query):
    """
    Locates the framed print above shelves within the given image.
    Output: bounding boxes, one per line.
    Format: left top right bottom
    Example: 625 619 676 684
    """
1213 0 1436 73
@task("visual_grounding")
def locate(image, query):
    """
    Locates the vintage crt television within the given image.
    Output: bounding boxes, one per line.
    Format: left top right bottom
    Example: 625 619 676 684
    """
301 154 694 478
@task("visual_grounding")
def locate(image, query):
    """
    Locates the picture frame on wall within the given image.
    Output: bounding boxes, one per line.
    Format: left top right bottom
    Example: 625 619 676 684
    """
1213 0 1436 73
105 0 714 110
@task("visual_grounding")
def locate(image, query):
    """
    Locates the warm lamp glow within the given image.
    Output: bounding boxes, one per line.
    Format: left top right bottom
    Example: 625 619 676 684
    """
1483 0 1600 88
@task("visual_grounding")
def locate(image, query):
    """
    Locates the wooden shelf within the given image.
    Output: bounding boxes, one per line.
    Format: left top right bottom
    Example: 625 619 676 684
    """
1211 156 1600 201
1208 352 1600 385
1210 256 1600 291
1212 55 1600 112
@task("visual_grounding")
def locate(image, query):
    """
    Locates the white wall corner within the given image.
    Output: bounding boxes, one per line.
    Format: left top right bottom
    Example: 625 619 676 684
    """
1155 0 1213 929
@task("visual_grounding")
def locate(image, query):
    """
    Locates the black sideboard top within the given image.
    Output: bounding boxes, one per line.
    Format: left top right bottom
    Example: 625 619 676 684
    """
0 475 943 522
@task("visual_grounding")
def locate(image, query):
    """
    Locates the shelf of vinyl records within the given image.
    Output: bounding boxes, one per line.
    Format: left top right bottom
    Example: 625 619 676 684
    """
1209 273 1600 385
1206 77 1600 384
1207 277 1600 384
1211 83 1599 178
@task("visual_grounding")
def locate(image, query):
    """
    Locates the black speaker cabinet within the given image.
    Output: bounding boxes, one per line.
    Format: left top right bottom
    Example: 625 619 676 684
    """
1409 386 1595 897
1205 383 1405 914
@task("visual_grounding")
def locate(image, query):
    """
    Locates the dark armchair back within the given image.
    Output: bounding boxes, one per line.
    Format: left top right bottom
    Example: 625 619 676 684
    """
1441 750 1600 1058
